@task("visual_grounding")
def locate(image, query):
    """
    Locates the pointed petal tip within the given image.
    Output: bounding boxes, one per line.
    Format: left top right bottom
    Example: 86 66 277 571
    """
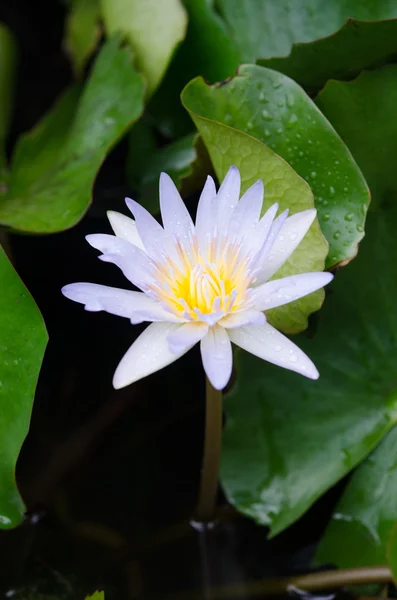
113 359 138 390
308 366 320 380
200 327 233 391
302 207 317 220
112 371 127 390
124 197 136 211
225 165 240 180
85 233 101 249
61 284 72 298
160 171 173 185
209 377 227 391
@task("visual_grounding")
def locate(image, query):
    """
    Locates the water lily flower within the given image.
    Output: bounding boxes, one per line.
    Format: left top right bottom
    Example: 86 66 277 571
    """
62 166 333 390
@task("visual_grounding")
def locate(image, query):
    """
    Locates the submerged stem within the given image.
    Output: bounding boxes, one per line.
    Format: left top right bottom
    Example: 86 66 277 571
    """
167 566 393 599
195 377 223 522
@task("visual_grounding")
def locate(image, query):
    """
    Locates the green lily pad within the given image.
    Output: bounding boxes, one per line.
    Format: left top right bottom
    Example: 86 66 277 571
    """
0 246 48 528
182 67 369 267
63 0 101 77
182 77 329 334
316 65 397 210
100 0 187 95
221 204 397 536
0 37 144 233
261 18 397 92
216 0 397 62
85 593 104 600
317 426 397 569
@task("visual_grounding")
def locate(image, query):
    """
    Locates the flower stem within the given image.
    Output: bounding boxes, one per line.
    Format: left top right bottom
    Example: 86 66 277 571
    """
195 377 223 522
165 566 393 599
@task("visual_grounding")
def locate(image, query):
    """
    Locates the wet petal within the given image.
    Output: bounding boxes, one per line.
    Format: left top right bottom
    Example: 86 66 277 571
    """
86 234 153 290
200 325 233 390
113 322 191 389
216 165 240 225
239 201 279 259
125 197 169 261
107 211 145 250
195 175 216 251
253 272 333 310
62 282 156 318
168 321 209 353
248 208 290 273
227 179 264 240
219 309 266 329
228 324 319 379
159 172 194 240
256 209 317 283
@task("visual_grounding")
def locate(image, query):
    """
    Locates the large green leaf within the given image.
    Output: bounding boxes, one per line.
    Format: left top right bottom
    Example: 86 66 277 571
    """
0 246 48 528
316 65 397 209
182 66 369 267
100 0 187 94
317 427 397 569
0 24 17 185
216 0 397 61
221 204 397 536
63 0 101 77
182 77 329 334
261 19 397 92
148 0 240 139
0 37 144 233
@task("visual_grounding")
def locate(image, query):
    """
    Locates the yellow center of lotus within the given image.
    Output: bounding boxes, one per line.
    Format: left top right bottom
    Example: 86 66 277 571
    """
148 237 252 320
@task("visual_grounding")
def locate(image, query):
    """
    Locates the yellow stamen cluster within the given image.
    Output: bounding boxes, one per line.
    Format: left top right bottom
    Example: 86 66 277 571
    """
148 236 252 320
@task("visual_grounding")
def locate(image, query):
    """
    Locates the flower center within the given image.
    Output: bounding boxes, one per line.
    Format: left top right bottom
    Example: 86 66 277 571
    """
148 238 252 321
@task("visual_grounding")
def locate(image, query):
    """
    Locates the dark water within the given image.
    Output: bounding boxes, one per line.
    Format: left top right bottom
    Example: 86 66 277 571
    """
0 0 354 597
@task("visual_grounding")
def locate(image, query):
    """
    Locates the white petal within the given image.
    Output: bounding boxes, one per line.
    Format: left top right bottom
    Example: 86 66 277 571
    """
256 208 317 283
167 321 209 353
113 322 191 389
86 234 153 290
253 272 334 311
256 202 279 242
107 211 145 250
216 165 240 225
219 309 266 329
228 324 319 379
227 179 264 240
125 197 169 260
249 208 289 271
261 209 290 252
62 282 156 318
195 175 216 250
239 201 279 259
200 325 233 390
129 307 183 324
159 172 194 239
